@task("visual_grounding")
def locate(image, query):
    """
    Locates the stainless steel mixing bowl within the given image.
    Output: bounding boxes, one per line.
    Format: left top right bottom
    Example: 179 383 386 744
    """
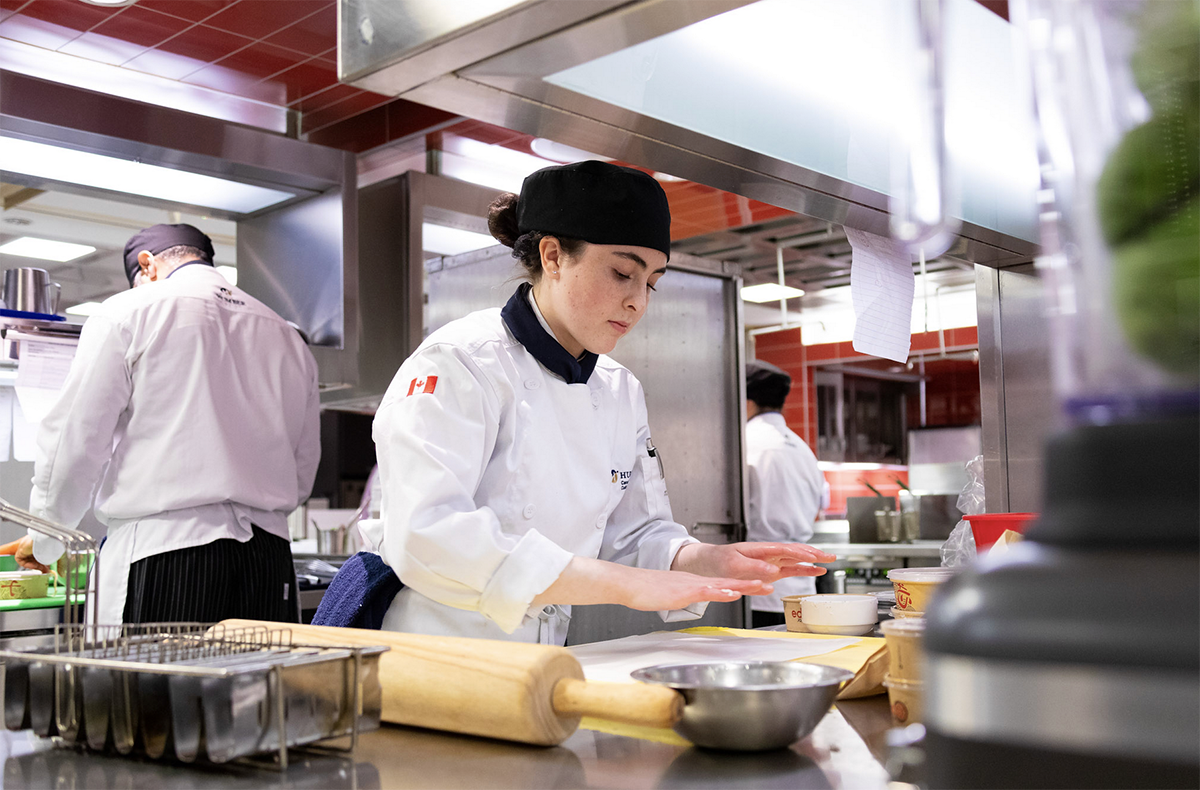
630 661 854 751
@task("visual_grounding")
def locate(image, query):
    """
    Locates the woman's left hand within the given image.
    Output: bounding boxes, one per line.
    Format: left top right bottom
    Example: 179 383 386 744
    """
671 542 837 584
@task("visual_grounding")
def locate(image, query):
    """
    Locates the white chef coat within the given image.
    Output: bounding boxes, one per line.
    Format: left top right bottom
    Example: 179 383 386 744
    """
745 411 826 611
358 296 704 645
29 262 321 623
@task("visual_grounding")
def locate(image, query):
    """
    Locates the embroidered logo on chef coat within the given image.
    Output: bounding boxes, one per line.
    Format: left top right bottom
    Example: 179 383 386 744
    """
611 469 632 490
406 375 438 396
214 286 245 306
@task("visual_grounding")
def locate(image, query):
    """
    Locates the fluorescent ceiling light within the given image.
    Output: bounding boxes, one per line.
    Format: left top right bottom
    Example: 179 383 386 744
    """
0 137 296 214
65 301 104 317
422 223 497 256
741 283 806 303
437 134 557 192
0 236 95 262
216 265 238 286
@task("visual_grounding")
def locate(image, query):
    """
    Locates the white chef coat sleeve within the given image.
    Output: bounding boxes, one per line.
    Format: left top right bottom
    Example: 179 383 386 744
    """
292 351 321 506
746 447 818 545
28 315 131 558
372 343 574 634
600 384 705 623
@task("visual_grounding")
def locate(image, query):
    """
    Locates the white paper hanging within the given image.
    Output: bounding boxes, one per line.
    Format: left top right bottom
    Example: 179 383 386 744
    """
846 226 916 363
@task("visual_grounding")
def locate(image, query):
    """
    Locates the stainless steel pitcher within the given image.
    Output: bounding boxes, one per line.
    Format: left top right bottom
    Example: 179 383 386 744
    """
1 267 61 315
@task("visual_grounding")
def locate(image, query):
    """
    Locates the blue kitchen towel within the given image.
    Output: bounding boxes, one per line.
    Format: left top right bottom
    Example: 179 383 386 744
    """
311 551 403 630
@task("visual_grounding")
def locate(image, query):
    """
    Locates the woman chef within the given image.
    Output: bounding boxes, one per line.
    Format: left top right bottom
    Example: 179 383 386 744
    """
357 161 835 644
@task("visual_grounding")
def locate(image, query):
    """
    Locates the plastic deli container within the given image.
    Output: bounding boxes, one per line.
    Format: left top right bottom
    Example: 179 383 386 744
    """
880 618 927 683
887 567 957 612
883 675 923 724
963 512 1037 551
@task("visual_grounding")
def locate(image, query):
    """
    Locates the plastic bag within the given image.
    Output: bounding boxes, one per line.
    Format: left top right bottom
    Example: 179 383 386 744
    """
941 455 986 567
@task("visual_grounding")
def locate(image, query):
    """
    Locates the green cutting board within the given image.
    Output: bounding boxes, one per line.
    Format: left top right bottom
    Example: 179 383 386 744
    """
0 556 89 609
0 588 84 611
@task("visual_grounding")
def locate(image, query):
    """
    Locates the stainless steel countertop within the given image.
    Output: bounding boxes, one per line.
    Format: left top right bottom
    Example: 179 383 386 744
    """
0 695 895 789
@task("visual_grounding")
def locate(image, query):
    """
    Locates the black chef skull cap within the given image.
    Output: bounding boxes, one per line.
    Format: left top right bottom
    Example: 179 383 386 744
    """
123 223 215 286
516 160 672 259
746 359 792 410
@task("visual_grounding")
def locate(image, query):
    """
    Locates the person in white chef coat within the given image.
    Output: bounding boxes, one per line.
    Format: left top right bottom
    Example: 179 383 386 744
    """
15 223 321 625
743 360 830 628
357 160 835 645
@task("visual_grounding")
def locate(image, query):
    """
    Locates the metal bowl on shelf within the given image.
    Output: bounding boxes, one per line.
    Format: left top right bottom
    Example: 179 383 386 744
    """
630 661 854 751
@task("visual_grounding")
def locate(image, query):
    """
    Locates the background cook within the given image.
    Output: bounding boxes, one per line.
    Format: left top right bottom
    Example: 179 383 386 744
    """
744 360 830 628
16 223 320 624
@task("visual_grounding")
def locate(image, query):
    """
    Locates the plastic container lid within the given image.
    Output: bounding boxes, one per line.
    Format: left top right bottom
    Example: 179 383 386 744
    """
882 675 924 689
880 618 926 636
887 568 958 583
890 606 924 619
963 512 1037 551
0 570 44 579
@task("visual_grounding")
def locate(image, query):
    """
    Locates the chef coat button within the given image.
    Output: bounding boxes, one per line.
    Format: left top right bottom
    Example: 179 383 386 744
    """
525 379 540 390
595 515 606 529
523 504 536 519
590 391 601 407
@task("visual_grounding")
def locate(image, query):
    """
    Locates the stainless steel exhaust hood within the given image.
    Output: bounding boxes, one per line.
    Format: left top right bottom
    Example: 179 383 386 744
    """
340 0 1040 268
0 72 358 396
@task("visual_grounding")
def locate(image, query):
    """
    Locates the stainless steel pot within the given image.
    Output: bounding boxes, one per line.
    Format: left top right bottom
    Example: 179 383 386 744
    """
2 268 61 315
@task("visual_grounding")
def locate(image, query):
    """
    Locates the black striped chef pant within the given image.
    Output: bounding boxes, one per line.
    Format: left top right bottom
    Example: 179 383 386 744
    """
122 526 298 624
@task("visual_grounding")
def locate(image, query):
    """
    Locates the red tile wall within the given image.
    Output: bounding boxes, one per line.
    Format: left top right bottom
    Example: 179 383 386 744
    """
906 358 982 428
823 468 910 518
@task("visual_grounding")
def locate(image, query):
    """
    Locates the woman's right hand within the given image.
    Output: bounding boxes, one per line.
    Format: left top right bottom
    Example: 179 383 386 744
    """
533 556 768 612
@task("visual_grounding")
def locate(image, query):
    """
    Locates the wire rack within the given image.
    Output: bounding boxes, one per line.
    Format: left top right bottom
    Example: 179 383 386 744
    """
0 502 387 767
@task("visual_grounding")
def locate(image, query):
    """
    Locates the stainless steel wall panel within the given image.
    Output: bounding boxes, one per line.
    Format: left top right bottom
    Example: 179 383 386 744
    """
995 266 1055 513
976 264 1055 514
312 172 502 412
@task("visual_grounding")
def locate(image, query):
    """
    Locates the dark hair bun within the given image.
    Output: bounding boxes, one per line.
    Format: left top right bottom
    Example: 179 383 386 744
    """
487 193 520 247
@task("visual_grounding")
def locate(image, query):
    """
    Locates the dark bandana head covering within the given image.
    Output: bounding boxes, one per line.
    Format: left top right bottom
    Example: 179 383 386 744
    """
516 160 672 259
746 359 792 410
123 223 215 286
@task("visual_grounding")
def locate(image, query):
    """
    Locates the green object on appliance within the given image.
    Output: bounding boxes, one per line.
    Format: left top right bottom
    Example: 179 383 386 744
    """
1096 2 1200 378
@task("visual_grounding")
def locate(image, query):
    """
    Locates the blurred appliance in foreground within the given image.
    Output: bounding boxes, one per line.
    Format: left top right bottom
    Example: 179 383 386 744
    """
924 2 1200 787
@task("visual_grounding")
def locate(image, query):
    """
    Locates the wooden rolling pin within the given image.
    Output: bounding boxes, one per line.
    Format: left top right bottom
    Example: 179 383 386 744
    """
217 619 683 746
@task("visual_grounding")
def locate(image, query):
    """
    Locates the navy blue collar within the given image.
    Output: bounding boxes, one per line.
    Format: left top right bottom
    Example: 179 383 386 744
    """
165 260 213 279
501 283 598 385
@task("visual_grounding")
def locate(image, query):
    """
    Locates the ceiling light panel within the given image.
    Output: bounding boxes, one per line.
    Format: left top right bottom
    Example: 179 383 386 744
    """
0 236 95 262
422 223 498 256
0 137 296 215
741 283 806 303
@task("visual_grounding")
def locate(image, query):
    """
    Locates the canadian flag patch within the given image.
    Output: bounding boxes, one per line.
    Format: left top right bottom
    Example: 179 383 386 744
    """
407 375 438 396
